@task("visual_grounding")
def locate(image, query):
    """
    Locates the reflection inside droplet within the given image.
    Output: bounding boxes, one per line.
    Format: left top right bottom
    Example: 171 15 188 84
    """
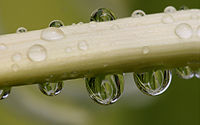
38 81 63 96
85 74 124 105
131 10 146 17
133 70 172 96
175 66 194 79
16 27 27 33
90 8 116 22
49 20 64 28
0 87 11 100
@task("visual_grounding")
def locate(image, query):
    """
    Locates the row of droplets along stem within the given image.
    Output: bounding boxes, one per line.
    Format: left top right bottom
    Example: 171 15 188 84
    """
0 6 199 103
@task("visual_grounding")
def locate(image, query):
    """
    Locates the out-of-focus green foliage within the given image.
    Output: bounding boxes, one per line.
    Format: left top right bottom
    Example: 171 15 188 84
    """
0 0 199 125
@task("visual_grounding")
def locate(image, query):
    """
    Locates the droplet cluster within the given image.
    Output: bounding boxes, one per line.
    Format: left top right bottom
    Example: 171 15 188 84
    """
0 6 199 105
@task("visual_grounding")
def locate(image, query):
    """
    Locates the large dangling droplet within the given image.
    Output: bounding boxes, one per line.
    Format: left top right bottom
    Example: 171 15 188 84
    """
0 87 11 100
175 66 194 79
85 74 124 105
49 20 64 28
195 68 200 79
38 81 63 96
133 70 172 96
90 8 116 22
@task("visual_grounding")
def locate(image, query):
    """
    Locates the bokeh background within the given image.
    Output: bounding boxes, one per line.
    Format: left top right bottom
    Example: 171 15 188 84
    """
0 0 199 125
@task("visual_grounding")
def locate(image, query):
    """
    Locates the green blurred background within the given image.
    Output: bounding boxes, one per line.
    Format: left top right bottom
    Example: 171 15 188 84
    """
0 0 199 125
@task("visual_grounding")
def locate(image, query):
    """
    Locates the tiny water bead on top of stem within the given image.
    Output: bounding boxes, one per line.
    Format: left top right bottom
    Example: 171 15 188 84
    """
175 66 194 79
0 87 11 100
131 10 146 18
164 6 177 13
85 74 124 105
38 81 63 96
133 70 172 96
90 8 117 22
16 27 27 33
49 20 64 28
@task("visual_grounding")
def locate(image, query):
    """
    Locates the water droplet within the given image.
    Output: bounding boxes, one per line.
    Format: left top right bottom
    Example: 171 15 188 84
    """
78 41 88 51
41 27 65 41
175 23 193 39
12 53 22 62
164 6 177 13
131 10 146 17
195 68 200 79
179 5 189 10
28 44 47 62
85 74 124 105
175 66 194 79
0 87 11 100
162 14 174 24
90 8 116 22
65 47 72 53
0 43 7 51
197 26 200 38
16 27 27 33
133 70 172 96
11 64 19 72
142 46 150 55
39 81 63 96
49 20 64 28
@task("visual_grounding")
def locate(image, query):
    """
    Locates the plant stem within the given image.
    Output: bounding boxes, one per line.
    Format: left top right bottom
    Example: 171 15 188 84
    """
0 9 199 88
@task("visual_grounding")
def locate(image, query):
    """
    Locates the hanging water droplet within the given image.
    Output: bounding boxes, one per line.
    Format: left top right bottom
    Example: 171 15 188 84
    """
175 66 194 79
131 10 146 18
85 74 124 105
164 6 177 13
197 26 200 38
27 44 47 62
38 81 63 96
11 64 19 72
90 8 116 22
195 68 200 79
41 27 65 41
78 41 88 51
0 87 11 100
12 53 22 62
0 43 7 51
162 14 174 24
16 27 27 33
175 23 193 39
49 20 64 28
179 5 189 10
133 70 172 96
